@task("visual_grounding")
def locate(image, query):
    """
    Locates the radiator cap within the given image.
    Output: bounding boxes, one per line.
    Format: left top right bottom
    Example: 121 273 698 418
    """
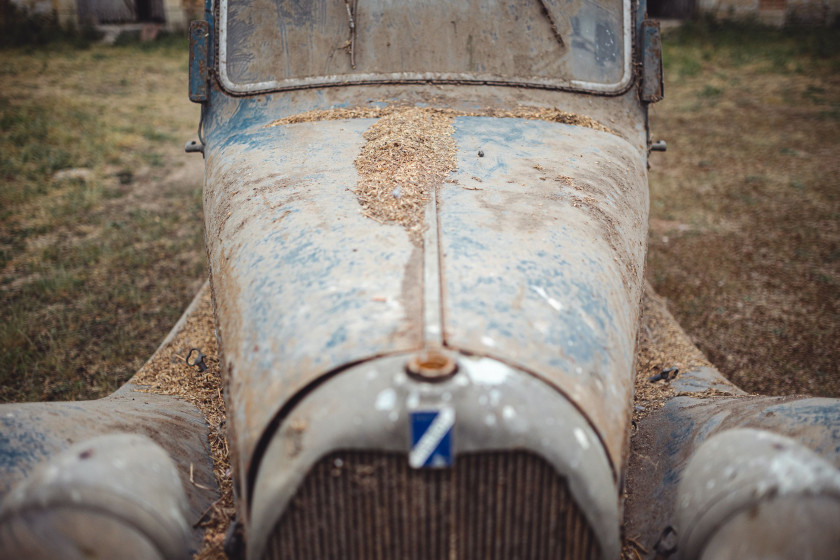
406 349 458 381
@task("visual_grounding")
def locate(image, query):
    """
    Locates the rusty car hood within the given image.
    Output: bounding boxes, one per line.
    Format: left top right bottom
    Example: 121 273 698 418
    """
204 111 648 482
440 117 648 470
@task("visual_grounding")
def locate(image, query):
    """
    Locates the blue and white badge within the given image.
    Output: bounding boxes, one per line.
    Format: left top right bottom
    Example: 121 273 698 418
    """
409 407 455 469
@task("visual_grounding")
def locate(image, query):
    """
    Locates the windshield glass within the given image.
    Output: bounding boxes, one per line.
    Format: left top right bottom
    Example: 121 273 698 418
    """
219 0 630 94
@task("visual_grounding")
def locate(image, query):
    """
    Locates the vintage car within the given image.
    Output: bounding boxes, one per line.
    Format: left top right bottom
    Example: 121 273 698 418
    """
191 0 662 558
1 1 839 559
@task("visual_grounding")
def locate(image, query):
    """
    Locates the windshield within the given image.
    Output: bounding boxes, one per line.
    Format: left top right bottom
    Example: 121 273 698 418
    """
219 0 630 94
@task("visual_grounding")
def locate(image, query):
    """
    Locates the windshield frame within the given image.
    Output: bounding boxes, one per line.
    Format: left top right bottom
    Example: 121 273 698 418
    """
216 0 633 96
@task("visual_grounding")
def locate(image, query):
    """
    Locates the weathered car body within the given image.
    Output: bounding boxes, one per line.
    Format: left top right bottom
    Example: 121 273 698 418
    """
4 1 839 560
193 1 662 558
624 371 840 560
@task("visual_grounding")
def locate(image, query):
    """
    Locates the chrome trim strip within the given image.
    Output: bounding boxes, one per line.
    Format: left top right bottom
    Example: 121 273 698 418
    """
423 188 444 347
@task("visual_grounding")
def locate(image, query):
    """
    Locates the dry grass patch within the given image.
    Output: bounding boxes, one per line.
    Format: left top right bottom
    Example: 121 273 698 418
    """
647 22 840 397
0 38 204 402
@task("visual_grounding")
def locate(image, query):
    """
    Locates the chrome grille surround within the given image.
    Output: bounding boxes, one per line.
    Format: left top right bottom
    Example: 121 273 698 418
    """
248 354 619 560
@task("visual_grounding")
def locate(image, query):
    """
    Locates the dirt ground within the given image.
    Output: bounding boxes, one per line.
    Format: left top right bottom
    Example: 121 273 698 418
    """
646 22 840 397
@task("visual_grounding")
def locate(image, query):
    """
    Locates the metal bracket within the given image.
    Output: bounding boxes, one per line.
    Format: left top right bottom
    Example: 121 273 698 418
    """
186 348 208 372
185 139 204 154
189 20 210 103
641 20 664 103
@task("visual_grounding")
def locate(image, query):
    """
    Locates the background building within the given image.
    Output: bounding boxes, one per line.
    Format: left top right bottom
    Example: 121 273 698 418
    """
647 0 837 26
9 0 202 32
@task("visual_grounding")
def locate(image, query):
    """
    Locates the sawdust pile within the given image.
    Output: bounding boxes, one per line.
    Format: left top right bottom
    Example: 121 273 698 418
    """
353 107 457 244
633 283 715 423
267 106 387 125
132 285 232 560
473 106 613 134
267 104 614 135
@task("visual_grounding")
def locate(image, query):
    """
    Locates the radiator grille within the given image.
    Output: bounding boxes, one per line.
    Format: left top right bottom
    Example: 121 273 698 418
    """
263 451 600 560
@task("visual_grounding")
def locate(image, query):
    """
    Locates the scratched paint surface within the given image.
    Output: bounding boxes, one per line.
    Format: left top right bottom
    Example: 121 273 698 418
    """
202 86 649 504
202 84 649 156
0 388 217 541
439 117 649 468
625 395 840 556
669 397 840 465
203 118 425 482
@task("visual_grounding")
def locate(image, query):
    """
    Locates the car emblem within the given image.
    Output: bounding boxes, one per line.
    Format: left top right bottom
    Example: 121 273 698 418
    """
409 407 455 468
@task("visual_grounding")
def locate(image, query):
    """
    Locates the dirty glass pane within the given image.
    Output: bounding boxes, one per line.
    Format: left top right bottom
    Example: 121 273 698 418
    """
222 0 626 91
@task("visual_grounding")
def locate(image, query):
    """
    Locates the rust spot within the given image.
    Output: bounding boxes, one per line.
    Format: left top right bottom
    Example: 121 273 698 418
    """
286 418 307 458
395 245 423 344
406 350 458 381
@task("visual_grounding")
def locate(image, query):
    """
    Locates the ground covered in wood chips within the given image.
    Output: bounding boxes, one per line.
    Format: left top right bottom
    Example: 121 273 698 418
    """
132 285 232 560
632 284 715 424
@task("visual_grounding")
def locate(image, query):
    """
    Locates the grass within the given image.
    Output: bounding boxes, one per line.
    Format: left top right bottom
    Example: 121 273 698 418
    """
647 20 840 397
0 36 204 402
